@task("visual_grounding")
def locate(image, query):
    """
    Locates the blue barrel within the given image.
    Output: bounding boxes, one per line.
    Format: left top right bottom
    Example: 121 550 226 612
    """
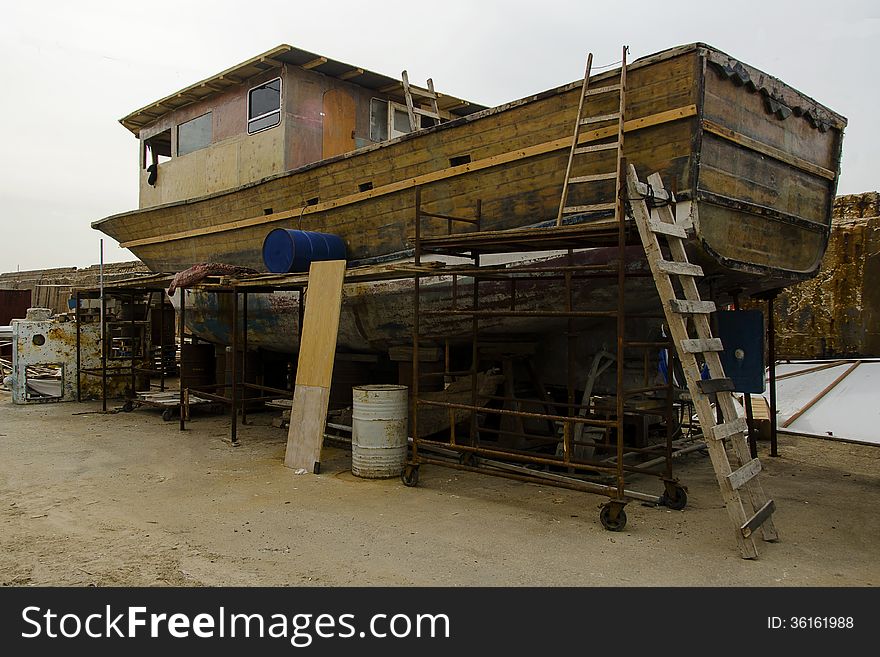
262 229 347 273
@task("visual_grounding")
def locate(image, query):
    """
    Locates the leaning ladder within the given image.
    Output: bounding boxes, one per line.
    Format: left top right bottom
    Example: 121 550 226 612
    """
401 70 442 132
556 46 627 225
625 166 779 559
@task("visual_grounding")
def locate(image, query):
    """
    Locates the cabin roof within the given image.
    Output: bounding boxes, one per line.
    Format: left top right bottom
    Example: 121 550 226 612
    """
120 44 487 135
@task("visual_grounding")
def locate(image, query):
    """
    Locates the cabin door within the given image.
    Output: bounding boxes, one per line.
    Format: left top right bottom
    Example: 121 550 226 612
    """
322 89 356 159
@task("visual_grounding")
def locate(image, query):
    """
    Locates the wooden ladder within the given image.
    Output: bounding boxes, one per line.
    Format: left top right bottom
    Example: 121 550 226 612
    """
625 165 779 559
401 70 442 132
556 46 628 226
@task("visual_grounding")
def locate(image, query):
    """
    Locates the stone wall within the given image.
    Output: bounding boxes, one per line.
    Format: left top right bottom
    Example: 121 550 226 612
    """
772 192 880 358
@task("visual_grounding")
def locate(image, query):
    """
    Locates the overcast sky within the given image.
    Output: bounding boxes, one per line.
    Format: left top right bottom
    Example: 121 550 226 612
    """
1 0 876 272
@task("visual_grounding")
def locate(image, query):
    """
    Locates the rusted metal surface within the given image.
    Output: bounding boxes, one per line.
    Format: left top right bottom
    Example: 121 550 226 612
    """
405 185 682 520
10 316 119 403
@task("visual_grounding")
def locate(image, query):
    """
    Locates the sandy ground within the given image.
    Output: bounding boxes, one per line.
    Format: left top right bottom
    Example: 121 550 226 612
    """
0 392 878 587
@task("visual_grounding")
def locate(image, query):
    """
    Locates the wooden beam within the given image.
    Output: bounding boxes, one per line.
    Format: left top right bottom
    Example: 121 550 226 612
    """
120 104 698 249
702 119 836 181
339 68 364 80
302 56 328 70
781 361 861 428
284 260 346 473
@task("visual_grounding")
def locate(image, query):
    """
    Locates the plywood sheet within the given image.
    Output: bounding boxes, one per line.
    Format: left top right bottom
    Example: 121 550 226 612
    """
284 260 345 471
284 384 331 471
295 260 345 388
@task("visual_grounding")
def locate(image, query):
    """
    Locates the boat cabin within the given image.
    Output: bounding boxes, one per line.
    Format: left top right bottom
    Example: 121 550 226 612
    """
121 45 484 209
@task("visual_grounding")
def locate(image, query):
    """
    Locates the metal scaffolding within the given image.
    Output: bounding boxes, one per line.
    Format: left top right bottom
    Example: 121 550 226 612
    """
403 185 689 530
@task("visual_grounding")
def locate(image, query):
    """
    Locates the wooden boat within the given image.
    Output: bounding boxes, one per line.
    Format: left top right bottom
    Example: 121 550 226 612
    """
93 42 845 356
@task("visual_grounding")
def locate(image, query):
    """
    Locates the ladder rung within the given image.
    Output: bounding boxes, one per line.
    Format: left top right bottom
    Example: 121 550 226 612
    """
406 86 437 99
669 299 716 314
569 173 618 184
741 500 776 538
656 260 704 277
413 110 441 119
580 112 620 125
728 458 763 490
584 84 621 97
574 142 619 155
563 203 617 214
648 220 687 239
680 337 724 353
710 416 748 440
697 377 735 394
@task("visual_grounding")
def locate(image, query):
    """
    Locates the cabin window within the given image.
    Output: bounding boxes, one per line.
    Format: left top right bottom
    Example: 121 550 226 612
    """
370 99 388 142
143 129 172 168
177 112 212 156
143 128 172 186
371 98 436 141
248 77 282 134
391 105 412 137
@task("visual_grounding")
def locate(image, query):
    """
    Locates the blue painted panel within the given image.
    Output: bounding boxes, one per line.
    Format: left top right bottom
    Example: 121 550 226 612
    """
716 310 764 393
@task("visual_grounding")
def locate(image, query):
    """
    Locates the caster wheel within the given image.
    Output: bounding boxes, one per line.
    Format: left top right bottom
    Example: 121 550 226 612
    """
401 465 420 487
162 409 173 422
122 400 134 413
599 504 627 532
660 484 688 511
458 452 477 467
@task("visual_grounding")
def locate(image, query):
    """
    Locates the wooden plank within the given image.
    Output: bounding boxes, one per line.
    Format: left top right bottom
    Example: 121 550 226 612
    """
781 360 861 428
574 142 619 155
584 84 620 97
702 119 836 181
741 500 776 538
680 337 724 353
302 56 328 70
669 299 716 314
656 260 703 277
338 68 364 81
581 113 620 125
728 458 762 490
563 203 616 214
648 220 686 238
710 415 748 440
570 172 618 183
284 384 330 472
284 260 345 472
295 261 345 388
120 104 698 250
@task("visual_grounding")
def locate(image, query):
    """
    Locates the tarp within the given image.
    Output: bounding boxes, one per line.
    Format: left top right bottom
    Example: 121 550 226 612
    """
765 359 880 446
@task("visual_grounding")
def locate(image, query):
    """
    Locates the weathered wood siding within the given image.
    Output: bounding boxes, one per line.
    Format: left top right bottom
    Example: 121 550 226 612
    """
102 50 701 272
695 49 845 281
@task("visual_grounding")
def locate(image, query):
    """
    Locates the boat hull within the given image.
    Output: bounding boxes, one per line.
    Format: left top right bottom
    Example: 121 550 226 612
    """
95 43 845 301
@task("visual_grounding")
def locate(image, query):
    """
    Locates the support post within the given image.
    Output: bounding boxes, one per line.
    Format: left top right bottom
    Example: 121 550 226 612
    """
242 290 248 426
130 291 136 400
75 291 81 402
231 291 239 445
101 291 107 413
159 290 166 392
767 294 778 457
179 288 186 431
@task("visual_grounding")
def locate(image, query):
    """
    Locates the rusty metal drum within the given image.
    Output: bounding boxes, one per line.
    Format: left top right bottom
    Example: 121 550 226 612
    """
351 384 408 478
